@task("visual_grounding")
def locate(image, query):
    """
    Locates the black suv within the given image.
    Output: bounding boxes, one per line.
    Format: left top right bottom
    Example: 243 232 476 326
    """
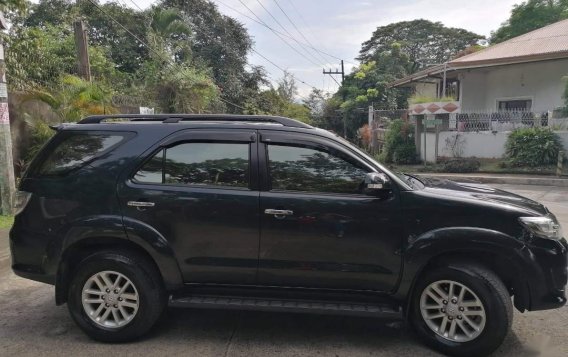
10 114 567 356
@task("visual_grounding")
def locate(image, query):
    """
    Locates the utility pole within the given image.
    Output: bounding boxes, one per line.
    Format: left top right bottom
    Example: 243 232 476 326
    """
323 60 346 137
0 13 15 215
323 59 345 83
74 20 91 81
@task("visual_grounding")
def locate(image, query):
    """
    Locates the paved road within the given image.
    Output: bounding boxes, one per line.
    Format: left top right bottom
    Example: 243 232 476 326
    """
1 184 567 356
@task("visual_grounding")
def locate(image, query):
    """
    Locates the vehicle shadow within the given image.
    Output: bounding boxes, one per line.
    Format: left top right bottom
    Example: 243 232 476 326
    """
0 281 547 357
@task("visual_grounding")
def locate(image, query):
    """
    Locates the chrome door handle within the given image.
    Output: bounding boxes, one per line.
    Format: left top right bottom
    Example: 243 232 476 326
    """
127 201 155 211
264 209 294 218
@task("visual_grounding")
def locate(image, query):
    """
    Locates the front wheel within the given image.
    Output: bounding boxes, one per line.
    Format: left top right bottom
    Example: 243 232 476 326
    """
67 250 167 342
410 263 513 356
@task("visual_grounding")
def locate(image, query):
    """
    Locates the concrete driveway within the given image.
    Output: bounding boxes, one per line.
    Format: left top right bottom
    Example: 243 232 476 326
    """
0 184 566 356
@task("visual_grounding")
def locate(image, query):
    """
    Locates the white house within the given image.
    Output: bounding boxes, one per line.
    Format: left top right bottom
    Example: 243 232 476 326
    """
388 19 568 161
391 18 568 118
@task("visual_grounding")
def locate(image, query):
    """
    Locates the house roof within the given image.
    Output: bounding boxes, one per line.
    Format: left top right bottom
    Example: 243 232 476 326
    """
389 19 568 87
450 18 568 67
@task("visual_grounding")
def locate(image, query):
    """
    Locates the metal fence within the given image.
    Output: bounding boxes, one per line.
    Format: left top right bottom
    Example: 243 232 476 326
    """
449 110 568 132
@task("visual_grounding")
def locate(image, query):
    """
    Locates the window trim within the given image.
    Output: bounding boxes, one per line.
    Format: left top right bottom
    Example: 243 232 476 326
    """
495 96 534 111
130 140 254 191
263 141 373 197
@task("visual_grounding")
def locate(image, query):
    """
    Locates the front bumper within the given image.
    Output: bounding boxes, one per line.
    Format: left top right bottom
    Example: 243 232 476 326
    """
522 237 567 311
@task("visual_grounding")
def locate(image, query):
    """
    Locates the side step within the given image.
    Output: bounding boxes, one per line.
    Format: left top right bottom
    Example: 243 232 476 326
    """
169 295 403 319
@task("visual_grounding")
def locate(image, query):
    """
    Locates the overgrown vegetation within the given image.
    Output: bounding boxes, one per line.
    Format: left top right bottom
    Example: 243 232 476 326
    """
379 119 417 164
505 127 563 167
6 0 319 166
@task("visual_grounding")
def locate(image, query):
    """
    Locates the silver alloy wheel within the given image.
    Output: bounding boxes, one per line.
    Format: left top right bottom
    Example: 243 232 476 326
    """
81 270 139 328
420 280 486 342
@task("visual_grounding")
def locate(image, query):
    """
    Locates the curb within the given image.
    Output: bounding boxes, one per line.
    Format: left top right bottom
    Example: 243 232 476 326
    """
415 173 568 187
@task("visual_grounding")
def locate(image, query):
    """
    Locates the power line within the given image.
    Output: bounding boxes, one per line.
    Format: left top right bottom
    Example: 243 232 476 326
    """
250 48 318 90
84 0 247 112
284 0 334 63
126 0 317 101
237 0 321 68
215 0 348 64
271 0 330 66
253 0 326 68
328 74 341 87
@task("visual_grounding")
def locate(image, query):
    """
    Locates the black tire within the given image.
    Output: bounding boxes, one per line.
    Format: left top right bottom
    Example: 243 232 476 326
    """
410 262 513 357
67 250 167 342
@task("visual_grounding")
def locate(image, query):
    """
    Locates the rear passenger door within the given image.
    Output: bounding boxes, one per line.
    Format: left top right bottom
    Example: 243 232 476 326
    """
118 130 260 285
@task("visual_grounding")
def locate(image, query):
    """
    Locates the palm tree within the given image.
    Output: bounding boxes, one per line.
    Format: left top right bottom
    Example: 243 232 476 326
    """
148 8 192 63
21 75 116 122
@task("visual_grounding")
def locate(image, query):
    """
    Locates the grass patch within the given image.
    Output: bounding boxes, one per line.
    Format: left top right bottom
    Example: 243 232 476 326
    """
0 215 14 229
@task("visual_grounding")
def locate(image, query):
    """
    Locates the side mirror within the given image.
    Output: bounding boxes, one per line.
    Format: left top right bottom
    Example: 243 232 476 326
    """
363 172 391 196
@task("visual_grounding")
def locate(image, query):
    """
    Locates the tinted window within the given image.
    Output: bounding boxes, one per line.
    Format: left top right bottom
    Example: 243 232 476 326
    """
133 149 164 184
268 145 368 194
134 143 249 188
39 133 126 176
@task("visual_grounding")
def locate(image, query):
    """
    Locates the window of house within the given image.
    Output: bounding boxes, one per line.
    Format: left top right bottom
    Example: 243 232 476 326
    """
267 144 368 194
134 143 249 188
498 99 532 111
445 79 460 100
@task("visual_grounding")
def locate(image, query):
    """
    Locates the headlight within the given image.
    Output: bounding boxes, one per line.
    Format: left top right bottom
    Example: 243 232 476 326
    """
519 215 563 240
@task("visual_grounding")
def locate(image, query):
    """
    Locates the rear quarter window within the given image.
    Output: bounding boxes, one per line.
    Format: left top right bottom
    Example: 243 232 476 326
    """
34 131 131 177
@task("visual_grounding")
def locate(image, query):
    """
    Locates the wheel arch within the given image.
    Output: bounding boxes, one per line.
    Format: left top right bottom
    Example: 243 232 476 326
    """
56 217 183 305
396 227 531 315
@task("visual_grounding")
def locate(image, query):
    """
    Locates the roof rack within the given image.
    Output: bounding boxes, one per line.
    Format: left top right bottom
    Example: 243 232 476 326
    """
78 114 312 129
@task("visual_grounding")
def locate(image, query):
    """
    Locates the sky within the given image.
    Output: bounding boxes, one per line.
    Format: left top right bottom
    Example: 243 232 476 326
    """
107 0 520 97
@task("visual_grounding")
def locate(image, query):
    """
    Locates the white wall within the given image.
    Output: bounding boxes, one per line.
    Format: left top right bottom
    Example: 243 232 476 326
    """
420 130 568 161
460 59 568 113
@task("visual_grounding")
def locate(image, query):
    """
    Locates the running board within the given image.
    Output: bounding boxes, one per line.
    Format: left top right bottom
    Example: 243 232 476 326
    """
169 295 403 319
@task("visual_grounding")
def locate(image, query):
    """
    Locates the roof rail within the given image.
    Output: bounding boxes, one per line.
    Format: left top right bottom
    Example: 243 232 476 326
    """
78 114 312 129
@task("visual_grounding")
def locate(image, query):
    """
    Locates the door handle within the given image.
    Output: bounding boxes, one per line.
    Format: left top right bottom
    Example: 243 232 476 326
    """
264 209 294 219
127 201 155 211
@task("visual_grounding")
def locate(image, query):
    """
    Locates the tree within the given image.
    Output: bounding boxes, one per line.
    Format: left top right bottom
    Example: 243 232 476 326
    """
277 71 297 103
321 43 412 139
0 0 27 12
491 0 568 43
21 75 116 122
303 89 330 124
358 20 484 72
150 65 220 113
148 7 192 63
160 0 264 113
24 0 151 74
6 24 124 90
244 77 310 123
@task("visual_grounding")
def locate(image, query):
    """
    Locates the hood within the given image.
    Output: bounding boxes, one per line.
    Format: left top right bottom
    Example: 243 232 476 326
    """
418 176 548 215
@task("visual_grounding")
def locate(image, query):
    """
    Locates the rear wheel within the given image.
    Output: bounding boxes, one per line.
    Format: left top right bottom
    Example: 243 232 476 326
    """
410 262 513 356
67 250 166 342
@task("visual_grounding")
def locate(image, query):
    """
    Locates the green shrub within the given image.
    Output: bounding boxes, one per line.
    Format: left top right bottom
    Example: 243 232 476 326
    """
442 159 480 173
392 143 417 164
24 116 54 163
505 127 563 167
382 119 416 164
